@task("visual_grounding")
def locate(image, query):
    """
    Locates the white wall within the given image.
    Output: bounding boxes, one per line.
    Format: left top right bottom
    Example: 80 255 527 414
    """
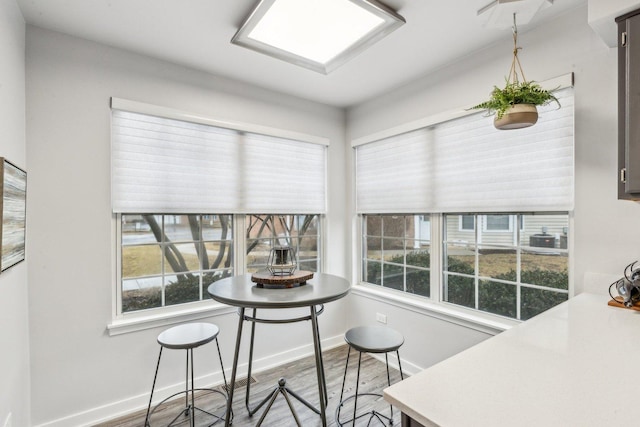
25 26 349 426
347 4 635 369
0 1 29 426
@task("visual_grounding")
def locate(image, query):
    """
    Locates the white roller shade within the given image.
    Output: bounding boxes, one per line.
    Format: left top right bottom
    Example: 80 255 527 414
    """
112 109 326 214
356 88 574 213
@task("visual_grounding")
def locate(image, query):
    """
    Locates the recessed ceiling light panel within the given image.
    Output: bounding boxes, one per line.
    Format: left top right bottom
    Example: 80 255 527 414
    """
231 0 405 74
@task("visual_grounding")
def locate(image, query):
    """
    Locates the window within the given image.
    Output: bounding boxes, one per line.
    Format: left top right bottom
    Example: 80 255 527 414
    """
111 99 327 316
460 215 475 231
362 214 430 297
356 83 574 321
119 213 322 313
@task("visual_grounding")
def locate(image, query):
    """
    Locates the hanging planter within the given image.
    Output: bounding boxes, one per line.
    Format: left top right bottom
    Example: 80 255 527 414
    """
471 14 559 130
494 103 538 130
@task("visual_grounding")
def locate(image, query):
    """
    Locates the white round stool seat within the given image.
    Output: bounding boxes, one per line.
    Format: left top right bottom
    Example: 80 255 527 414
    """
157 322 219 350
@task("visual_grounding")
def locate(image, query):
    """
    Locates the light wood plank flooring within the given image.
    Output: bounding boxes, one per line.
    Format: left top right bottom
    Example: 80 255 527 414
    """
95 344 404 427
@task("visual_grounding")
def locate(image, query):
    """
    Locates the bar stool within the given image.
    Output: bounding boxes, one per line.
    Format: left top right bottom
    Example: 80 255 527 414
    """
336 325 405 426
144 322 230 427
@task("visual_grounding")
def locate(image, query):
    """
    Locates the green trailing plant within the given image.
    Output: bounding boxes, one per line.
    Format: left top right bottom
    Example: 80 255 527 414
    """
470 80 560 119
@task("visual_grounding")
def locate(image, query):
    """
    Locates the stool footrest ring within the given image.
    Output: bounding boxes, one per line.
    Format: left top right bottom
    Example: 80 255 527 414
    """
146 388 230 427
335 393 394 426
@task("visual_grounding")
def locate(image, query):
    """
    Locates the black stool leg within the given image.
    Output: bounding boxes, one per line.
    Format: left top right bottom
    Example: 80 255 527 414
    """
353 351 362 425
215 337 232 422
145 346 163 427
184 350 190 417
190 348 196 427
385 352 393 423
336 345 352 424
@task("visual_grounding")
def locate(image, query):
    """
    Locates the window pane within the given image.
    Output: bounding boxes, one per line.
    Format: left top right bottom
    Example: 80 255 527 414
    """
165 242 200 273
383 237 404 254
246 238 272 270
202 215 233 241
164 215 200 242
365 215 382 236
122 214 160 244
383 263 404 291
406 248 430 269
478 247 517 282
165 274 200 306
444 274 475 309
122 276 162 312
479 280 516 318
297 237 319 271
445 247 475 275
297 215 319 237
364 237 382 261
521 287 568 320
364 260 382 285
520 214 569 248
407 267 430 297
203 241 233 270
521 250 568 290
382 215 406 237
445 214 475 244
122 245 162 278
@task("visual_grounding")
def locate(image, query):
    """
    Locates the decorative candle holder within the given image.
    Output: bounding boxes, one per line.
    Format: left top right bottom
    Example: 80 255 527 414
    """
267 246 296 276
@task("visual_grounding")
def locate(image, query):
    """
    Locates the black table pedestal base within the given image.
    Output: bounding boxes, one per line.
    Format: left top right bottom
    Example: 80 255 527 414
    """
249 377 320 427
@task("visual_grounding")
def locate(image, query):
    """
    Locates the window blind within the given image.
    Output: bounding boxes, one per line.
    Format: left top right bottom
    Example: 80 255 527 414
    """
355 88 574 213
112 109 326 214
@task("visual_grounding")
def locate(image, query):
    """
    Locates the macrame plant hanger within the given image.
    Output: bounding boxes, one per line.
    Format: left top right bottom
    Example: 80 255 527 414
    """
492 12 539 130
507 13 527 87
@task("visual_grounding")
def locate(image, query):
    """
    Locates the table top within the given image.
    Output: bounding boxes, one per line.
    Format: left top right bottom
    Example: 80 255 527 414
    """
384 293 640 427
207 273 350 309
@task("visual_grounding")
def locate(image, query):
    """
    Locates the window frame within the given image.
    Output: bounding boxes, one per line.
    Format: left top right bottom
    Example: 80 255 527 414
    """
358 212 572 328
109 213 324 335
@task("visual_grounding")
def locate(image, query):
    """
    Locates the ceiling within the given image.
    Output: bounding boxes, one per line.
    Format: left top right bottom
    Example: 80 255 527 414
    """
16 0 587 108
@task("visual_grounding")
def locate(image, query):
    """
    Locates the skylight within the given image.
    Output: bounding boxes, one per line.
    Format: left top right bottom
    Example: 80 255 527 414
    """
232 0 405 74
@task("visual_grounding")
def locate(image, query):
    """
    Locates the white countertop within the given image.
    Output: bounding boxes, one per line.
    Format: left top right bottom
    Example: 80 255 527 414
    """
384 293 639 427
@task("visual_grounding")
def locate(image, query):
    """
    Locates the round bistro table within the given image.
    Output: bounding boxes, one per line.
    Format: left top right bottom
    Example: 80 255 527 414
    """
207 273 351 427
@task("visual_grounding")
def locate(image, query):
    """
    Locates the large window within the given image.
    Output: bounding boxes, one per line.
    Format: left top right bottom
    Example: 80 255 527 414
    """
111 99 327 316
356 82 574 321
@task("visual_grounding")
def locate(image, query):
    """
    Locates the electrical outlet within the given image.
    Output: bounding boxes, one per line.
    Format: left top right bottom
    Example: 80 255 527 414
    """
4 412 12 427
376 312 387 324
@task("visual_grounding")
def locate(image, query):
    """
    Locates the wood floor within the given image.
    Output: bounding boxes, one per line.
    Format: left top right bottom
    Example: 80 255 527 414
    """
95 344 404 427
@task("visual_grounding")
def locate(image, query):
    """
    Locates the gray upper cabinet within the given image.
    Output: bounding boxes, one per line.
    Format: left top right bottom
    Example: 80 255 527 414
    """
618 9 640 199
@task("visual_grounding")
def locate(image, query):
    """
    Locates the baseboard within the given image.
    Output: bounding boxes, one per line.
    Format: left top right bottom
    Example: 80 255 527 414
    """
33 333 347 427
368 352 423 377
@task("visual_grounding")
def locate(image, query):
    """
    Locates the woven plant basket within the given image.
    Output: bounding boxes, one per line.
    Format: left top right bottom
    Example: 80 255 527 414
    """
494 104 538 130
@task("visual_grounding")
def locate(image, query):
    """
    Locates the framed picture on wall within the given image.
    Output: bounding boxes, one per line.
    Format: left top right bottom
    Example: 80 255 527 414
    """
1 158 27 272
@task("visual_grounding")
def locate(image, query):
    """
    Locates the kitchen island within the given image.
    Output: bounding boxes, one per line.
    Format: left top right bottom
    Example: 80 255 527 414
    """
384 293 638 426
